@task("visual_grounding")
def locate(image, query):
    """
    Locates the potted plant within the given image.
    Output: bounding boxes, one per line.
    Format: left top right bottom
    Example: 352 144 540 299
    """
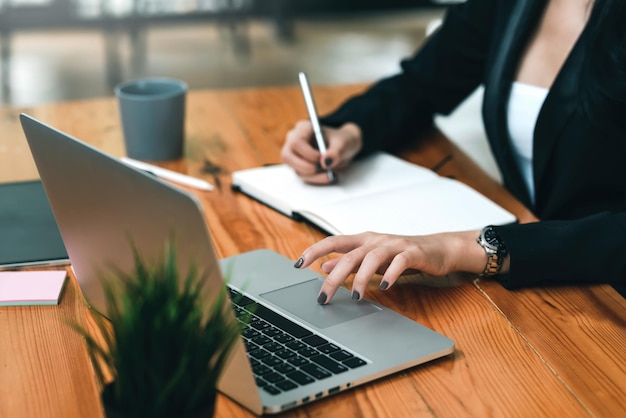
70 240 242 418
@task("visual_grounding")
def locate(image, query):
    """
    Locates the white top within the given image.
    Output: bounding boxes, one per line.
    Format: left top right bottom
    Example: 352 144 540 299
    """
507 81 549 204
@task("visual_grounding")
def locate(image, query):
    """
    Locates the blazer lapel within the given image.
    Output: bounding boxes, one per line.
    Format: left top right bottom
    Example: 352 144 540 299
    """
532 20 591 191
483 0 545 207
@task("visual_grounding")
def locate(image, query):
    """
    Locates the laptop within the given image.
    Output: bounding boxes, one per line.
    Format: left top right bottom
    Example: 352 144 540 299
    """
20 114 454 415
0 180 69 269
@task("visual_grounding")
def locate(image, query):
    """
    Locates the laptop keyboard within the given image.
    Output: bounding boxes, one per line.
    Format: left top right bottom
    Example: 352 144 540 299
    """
228 287 367 396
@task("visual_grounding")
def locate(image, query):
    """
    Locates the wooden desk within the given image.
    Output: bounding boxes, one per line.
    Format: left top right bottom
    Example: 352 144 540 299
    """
1 85 624 417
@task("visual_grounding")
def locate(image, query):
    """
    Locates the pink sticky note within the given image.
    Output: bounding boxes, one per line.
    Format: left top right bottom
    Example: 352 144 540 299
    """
0 270 67 306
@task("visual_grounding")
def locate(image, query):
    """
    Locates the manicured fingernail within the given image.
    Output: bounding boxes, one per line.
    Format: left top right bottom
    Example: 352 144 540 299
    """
351 290 360 301
315 163 324 173
294 257 304 268
325 157 333 167
317 292 328 305
379 281 389 291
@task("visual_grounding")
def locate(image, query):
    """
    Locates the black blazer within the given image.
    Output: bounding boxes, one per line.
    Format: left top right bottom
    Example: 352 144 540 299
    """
321 0 626 289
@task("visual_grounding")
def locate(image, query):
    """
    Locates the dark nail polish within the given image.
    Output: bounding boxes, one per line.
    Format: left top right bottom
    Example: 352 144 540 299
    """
315 163 324 173
325 157 333 167
294 257 304 268
379 281 389 291
317 292 328 305
351 290 360 301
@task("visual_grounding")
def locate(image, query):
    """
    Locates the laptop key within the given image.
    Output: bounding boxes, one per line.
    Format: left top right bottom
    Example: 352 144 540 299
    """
249 348 271 359
311 354 349 374
318 343 340 354
228 288 242 302
252 364 272 376
230 291 255 307
242 328 260 339
274 333 295 344
275 348 296 360
297 347 318 358
262 356 283 368
301 364 332 380
263 342 283 352
263 386 281 395
251 320 271 331
302 334 327 347
275 380 298 391
329 350 353 361
285 341 306 351
262 327 282 337
263 372 286 383
275 363 296 374
287 357 310 367
251 335 272 346
286 370 315 385
343 357 367 368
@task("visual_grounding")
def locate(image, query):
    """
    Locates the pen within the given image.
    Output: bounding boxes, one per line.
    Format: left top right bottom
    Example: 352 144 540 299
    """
120 157 214 191
298 71 335 183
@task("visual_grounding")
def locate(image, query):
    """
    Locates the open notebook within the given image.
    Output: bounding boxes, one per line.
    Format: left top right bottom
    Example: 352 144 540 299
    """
232 152 516 235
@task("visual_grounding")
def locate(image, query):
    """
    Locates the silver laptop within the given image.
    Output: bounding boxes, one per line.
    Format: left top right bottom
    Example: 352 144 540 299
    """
20 114 454 415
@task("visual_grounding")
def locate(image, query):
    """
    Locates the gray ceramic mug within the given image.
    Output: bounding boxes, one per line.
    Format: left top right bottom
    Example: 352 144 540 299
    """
115 78 187 161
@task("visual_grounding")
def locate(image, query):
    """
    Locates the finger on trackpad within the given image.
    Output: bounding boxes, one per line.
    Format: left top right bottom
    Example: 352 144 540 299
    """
260 278 381 329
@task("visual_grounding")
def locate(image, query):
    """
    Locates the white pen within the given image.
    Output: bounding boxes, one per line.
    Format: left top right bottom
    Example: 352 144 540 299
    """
120 157 214 191
298 71 336 183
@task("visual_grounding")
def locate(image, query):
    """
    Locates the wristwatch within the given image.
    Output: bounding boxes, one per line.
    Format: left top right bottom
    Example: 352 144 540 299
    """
476 226 508 277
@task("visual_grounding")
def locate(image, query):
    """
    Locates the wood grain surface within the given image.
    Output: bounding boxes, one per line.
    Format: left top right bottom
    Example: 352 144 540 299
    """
1 84 623 418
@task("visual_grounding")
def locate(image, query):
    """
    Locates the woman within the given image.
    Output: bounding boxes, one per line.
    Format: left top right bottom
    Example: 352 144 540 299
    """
281 0 626 304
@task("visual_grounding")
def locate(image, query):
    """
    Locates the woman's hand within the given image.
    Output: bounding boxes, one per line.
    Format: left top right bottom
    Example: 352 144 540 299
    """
281 121 362 184
294 230 491 304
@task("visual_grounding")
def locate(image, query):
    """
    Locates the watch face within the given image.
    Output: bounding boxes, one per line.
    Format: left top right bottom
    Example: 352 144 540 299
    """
484 227 499 246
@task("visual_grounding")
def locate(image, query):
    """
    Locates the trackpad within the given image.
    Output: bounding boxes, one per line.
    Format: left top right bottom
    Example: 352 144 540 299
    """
260 278 381 329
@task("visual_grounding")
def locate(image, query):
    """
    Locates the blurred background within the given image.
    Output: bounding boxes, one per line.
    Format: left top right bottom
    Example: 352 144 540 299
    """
0 0 449 107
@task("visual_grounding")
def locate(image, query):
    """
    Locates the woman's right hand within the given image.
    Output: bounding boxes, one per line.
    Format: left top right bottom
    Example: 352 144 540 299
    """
281 121 363 184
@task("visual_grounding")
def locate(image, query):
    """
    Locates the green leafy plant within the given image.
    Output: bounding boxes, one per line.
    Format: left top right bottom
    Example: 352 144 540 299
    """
70 240 242 418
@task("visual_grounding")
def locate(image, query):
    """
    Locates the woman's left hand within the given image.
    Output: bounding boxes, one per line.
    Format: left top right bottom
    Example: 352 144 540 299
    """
294 230 487 304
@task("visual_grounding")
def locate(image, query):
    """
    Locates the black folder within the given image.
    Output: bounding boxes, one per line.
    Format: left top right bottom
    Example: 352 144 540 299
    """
0 180 68 268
